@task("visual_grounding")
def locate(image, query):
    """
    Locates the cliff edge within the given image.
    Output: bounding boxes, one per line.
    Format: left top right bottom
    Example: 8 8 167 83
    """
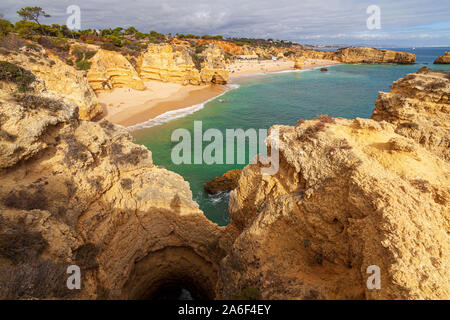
0 61 229 299
218 69 449 299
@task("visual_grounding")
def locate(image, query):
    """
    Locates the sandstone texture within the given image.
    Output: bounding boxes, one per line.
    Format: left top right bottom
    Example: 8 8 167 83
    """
204 169 242 194
334 47 416 64
372 67 449 161
0 45 102 120
0 63 229 299
0 56 448 300
300 47 416 64
294 57 306 69
86 49 145 92
218 69 449 300
434 52 450 64
199 45 230 84
137 44 202 85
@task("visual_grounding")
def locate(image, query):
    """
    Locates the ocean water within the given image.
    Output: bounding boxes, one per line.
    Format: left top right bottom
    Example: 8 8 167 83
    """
132 47 450 226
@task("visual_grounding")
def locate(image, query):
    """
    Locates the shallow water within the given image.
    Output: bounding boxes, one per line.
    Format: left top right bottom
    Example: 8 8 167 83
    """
132 47 450 226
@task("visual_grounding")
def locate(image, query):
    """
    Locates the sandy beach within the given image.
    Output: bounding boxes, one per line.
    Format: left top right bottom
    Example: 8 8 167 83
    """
98 81 227 127
98 58 340 127
227 58 341 77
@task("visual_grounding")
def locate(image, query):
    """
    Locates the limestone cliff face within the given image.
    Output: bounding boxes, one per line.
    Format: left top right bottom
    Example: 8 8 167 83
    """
0 77 228 299
434 52 450 64
86 49 145 92
137 44 201 85
372 67 449 161
199 45 230 84
294 57 306 69
0 46 102 120
300 47 416 64
204 169 242 194
218 70 449 300
334 47 416 64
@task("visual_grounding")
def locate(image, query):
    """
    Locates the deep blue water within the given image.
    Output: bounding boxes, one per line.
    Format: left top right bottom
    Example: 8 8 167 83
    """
133 47 450 225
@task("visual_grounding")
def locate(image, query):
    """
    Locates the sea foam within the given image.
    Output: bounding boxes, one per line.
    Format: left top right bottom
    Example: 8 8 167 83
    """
127 84 240 131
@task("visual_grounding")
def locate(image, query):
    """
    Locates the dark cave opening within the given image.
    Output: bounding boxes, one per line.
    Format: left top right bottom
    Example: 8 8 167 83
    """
119 246 218 300
143 278 212 300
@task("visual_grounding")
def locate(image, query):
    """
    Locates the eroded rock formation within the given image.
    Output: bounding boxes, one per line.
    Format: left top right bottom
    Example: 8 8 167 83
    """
434 52 450 64
0 59 448 300
204 169 242 194
137 44 202 85
0 46 102 120
300 47 416 64
218 69 449 300
372 67 449 161
86 49 145 92
199 45 230 84
0 63 229 299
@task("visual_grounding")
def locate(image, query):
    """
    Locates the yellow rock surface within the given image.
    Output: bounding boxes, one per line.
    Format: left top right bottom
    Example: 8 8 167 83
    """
0 83 228 299
87 49 145 92
299 47 416 64
434 52 450 64
218 69 449 300
137 44 201 85
0 46 101 120
199 45 229 84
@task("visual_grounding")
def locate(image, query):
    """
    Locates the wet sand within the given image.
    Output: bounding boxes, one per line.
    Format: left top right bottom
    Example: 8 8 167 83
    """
227 58 340 77
98 81 227 127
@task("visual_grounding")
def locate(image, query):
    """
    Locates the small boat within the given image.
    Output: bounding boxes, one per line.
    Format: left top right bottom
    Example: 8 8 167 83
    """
218 99 228 103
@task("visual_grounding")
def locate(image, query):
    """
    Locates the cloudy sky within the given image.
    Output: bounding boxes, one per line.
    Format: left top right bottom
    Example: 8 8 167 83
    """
1 0 450 46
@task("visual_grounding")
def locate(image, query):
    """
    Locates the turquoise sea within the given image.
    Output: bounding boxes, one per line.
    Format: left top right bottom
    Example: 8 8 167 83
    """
132 47 450 226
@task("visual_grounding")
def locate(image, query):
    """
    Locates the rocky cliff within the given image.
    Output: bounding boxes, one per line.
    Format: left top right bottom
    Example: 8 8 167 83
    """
199 45 230 84
334 47 416 64
86 49 145 92
0 46 102 120
372 67 449 161
300 47 416 64
218 69 449 299
434 52 450 64
137 44 202 85
1 59 448 300
0 61 229 299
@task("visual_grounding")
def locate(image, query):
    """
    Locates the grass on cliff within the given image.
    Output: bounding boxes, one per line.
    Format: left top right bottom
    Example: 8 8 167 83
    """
0 61 36 92
14 93 66 113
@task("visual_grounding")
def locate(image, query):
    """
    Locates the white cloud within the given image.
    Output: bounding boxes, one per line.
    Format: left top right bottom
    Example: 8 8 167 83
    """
1 0 449 46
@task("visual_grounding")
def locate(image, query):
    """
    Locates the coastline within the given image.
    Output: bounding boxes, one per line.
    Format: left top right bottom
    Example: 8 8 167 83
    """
98 58 340 129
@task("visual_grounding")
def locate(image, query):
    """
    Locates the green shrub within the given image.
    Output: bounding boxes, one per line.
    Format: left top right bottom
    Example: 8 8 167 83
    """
101 41 119 51
107 34 122 47
14 93 65 112
135 31 146 40
14 20 40 39
0 19 13 39
0 61 36 92
190 53 204 71
75 59 91 70
84 50 96 60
